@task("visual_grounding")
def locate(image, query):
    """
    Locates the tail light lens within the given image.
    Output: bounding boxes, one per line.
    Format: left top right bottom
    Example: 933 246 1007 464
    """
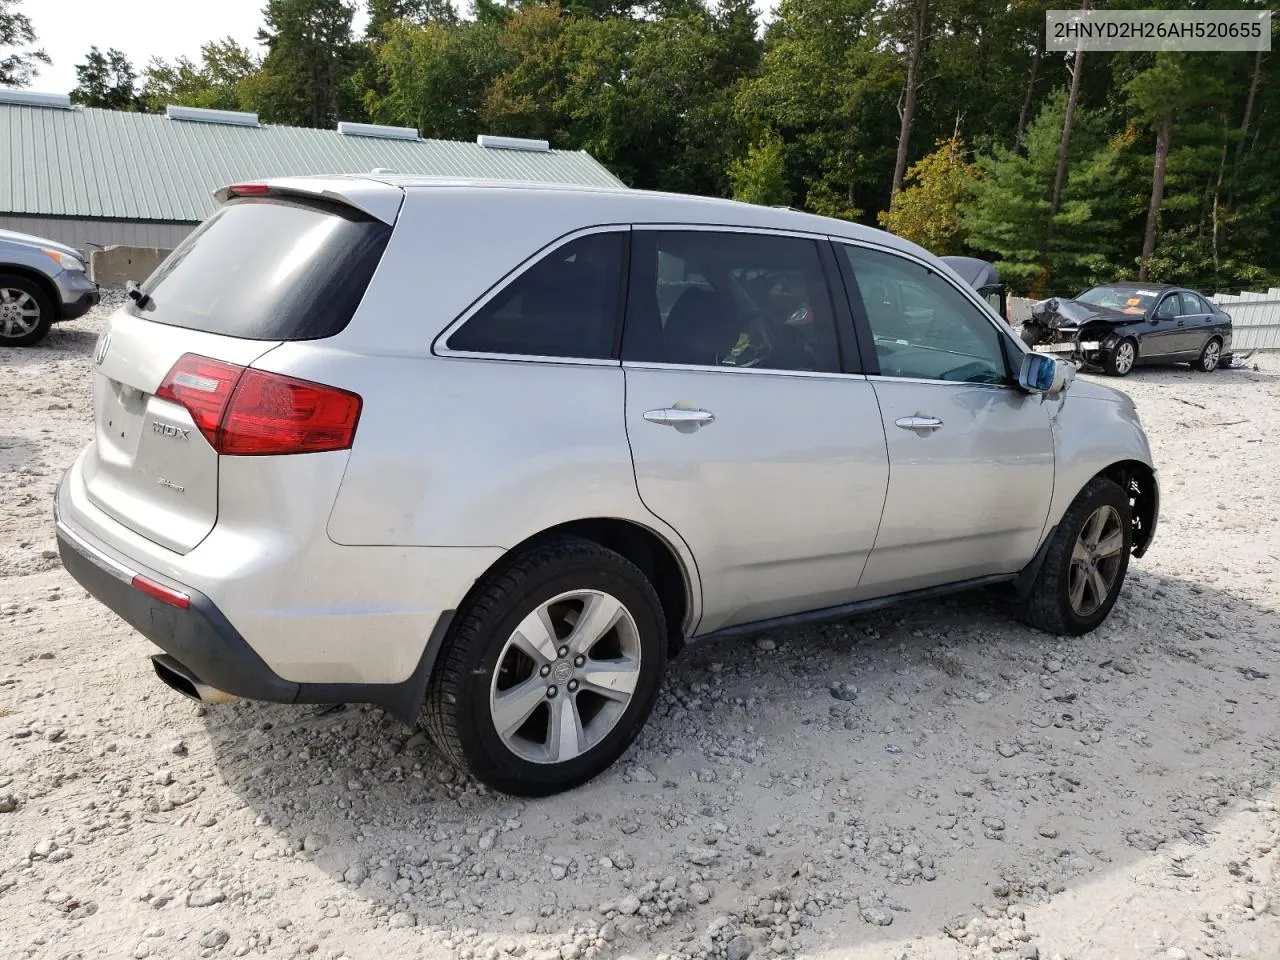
155 354 361 455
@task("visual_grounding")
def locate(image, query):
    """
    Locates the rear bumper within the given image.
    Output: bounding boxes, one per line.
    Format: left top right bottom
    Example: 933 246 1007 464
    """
54 476 458 723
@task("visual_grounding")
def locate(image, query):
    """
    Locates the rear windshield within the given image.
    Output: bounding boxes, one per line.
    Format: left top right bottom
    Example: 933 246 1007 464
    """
130 196 393 340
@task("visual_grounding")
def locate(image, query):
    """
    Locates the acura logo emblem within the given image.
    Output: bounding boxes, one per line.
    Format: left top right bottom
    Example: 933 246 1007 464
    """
95 333 111 366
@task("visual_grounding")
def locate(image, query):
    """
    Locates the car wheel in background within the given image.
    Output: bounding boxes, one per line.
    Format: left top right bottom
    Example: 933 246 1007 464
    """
1018 476 1133 636
1103 338 1137 377
424 537 668 796
1192 337 1222 372
0 274 54 347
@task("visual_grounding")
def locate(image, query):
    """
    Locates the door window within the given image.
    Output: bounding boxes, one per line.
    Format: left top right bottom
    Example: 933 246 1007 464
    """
1154 295 1181 320
1180 292 1209 315
838 244 1009 384
623 231 842 373
446 231 625 359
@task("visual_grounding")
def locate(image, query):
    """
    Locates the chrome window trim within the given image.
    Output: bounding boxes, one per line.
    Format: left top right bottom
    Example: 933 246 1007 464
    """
433 224 630 363
623 360 869 382
827 236 1028 392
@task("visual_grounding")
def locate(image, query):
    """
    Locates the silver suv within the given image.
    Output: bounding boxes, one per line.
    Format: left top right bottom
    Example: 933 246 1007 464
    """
55 177 1159 795
0 229 100 345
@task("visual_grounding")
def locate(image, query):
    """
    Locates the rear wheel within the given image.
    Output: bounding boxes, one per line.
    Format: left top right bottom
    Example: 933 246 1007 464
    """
1193 337 1222 372
1018 477 1132 636
1103 338 1137 377
0 274 54 347
424 537 667 796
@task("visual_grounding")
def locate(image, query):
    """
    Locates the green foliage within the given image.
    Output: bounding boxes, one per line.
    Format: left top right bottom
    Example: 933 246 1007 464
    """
0 0 49 87
140 40 260 113
71 47 140 110
71 0 1280 290
729 131 790 207
255 0 362 127
878 135 976 254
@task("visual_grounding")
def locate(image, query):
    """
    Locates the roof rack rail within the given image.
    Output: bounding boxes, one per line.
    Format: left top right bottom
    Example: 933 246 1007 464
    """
0 89 73 109
167 105 260 127
476 134 551 153
338 121 419 141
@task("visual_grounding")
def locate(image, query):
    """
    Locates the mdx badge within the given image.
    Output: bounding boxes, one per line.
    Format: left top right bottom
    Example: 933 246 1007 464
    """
152 421 190 440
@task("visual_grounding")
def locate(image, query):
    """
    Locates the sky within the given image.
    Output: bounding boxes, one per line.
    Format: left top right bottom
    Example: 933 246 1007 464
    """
27 0 360 96
24 0 779 98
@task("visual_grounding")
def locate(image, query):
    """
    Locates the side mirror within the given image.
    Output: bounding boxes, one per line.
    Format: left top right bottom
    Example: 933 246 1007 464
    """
1018 352 1074 395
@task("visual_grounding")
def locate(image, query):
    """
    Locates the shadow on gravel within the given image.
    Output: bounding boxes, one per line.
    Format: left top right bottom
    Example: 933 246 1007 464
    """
202 568 1279 954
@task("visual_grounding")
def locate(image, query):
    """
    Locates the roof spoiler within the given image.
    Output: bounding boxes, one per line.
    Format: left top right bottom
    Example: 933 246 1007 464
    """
213 177 404 225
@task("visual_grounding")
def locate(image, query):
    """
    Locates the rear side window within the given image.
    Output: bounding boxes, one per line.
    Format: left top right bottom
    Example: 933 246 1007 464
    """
623 231 841 373
446 232 626 359
131 196 392 341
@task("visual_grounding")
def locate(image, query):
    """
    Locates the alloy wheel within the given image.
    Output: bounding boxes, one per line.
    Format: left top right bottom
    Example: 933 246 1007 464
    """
1113 341 1135 375
1201 340 1220 371
0 288 41 339
1068 505 1125 617
488 589 641 765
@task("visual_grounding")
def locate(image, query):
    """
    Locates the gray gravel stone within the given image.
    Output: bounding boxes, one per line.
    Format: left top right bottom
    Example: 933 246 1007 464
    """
726 934 753 960
186 887 225 908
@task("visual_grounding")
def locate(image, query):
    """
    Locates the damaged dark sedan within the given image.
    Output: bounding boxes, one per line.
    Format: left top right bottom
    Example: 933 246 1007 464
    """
1020 283 1233 376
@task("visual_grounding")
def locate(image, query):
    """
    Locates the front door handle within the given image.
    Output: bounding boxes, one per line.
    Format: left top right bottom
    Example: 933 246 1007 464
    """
644 408 715 427
896 416 943 431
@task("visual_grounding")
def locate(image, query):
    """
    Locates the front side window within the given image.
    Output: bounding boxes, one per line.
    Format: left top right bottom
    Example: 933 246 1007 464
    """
447 231 625 359
1155 294 1181 320
623 231 842 373
838 244 1008 384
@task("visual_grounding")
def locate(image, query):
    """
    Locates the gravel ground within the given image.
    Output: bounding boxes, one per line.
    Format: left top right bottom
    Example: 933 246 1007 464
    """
2 300 1278 960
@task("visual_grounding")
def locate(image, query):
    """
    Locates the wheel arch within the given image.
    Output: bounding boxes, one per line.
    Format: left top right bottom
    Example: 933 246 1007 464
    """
0 265 62 320
1095 459 1158 558
474 518 698 658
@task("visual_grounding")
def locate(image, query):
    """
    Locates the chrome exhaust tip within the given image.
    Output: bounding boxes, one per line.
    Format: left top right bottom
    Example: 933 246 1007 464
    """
151 655 239 706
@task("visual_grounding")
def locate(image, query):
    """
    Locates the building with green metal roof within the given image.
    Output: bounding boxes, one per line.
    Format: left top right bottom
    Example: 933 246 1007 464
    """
0 89 625 256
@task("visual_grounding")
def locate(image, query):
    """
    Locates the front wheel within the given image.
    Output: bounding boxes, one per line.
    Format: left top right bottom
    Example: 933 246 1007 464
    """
1192 337 1222 372
1103 338 1137 377
424 538 667 796
1018 477 1133 636
0 274 54 347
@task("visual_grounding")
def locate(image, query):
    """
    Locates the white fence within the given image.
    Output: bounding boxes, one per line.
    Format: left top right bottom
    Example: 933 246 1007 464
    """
1210 289 1280 352
1005 291 1280 352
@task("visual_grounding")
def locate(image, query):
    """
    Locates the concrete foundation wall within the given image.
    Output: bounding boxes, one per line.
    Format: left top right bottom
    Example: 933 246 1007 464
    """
0 215 193 260
89 245 172 287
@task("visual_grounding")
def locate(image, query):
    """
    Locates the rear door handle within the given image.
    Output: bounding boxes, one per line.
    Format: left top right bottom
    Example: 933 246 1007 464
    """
644 408 715 427
895 416 943 431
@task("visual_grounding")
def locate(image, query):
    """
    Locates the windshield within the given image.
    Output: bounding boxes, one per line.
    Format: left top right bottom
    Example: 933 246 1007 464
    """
130 196 392 340
1075 285 1161 314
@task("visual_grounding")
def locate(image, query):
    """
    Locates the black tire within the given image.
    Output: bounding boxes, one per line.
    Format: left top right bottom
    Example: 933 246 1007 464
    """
424 537 667 796
1018 477 1133 636
1192 337 1222 372
0 273 54 347
1103 338 1137 377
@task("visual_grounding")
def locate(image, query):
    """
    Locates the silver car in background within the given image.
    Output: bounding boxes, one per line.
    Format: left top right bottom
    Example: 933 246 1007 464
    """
54 177 1159 796
0 229 100 346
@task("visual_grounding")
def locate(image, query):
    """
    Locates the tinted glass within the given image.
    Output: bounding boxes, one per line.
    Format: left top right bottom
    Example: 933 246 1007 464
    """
840 244 1008 384
1155 295 1181 319
623 231 840 373
448 232 624 359
1077 285 1160 313
1181 292 1210 314
131 197 392 340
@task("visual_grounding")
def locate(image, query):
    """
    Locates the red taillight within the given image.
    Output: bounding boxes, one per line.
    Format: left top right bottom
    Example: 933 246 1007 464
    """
156 355 241 448
132 574 190 609
155 354 361 456
228 182 270 196
221 369 362 455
